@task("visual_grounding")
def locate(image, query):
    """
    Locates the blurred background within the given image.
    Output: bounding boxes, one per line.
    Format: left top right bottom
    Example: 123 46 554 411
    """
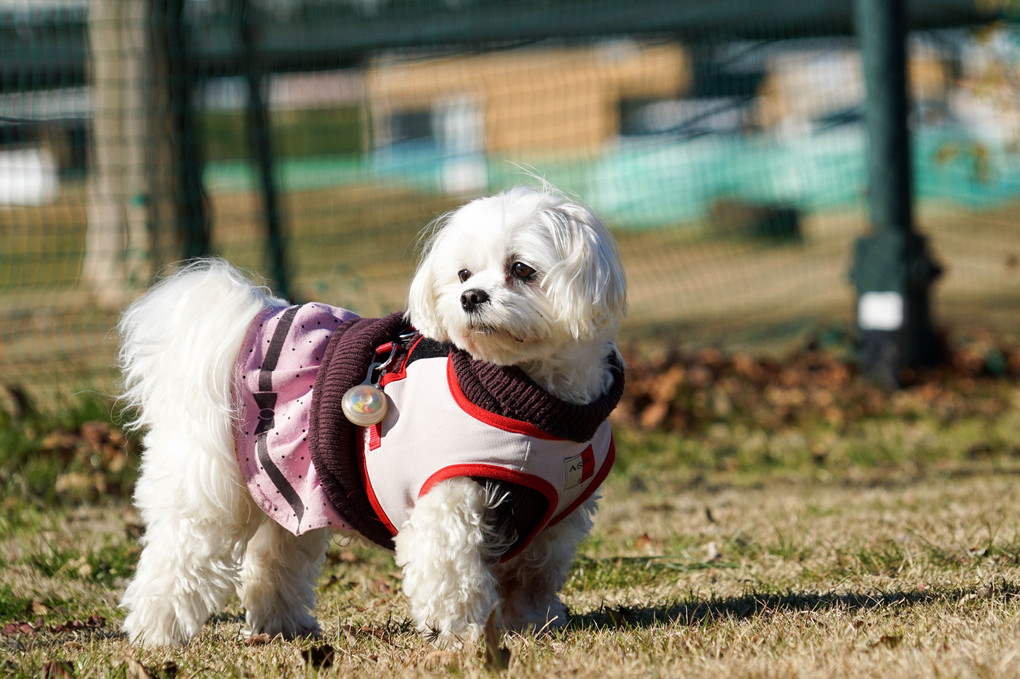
1 0 1018 405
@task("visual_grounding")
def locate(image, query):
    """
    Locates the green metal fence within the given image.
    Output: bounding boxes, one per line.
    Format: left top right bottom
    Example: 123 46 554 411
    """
1 0 1018 404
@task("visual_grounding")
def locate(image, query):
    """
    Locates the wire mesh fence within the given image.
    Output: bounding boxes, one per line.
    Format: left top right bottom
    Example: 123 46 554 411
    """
1 0 1019 406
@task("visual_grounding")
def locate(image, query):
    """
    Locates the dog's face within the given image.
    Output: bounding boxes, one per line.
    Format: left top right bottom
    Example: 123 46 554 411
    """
407 186 627 366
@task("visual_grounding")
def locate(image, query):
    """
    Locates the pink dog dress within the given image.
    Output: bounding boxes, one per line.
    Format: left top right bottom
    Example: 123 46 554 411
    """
234 304 624 557
234 303 357 535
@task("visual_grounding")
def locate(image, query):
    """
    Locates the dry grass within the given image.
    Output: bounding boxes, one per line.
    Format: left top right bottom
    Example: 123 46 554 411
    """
3 418 1020 677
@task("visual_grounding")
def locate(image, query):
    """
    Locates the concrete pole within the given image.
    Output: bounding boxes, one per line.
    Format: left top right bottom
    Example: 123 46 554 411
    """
83 0 152 307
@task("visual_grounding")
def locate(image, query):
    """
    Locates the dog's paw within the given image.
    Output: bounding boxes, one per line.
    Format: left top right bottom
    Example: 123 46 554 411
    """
122 603 197 647
245 609 321 640
501 597 568 634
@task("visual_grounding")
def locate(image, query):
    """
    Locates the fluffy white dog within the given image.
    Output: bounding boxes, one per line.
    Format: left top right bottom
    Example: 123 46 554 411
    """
118 184 627 647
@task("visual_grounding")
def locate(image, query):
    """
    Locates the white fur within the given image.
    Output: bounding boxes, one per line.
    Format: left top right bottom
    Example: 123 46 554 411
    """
118 185 626 648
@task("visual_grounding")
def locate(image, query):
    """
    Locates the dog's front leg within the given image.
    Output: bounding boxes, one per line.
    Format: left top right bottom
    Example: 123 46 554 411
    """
494 493 598 633
394 477 501 648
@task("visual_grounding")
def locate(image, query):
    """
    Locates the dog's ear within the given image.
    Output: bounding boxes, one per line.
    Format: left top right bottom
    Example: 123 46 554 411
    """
405 222 450 342
541 203 627 341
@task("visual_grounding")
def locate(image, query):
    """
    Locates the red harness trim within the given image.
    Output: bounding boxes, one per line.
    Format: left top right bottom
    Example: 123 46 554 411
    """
357 431 398 537
419 464 559 561
379 334 424 387
549 435 615 527
446 358 561 441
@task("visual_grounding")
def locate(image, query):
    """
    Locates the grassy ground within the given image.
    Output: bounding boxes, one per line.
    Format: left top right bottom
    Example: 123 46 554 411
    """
1 174 1019 676
1 373 1019 678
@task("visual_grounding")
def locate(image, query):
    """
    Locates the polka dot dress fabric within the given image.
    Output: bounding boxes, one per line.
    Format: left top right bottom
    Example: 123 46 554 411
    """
234 303 359 535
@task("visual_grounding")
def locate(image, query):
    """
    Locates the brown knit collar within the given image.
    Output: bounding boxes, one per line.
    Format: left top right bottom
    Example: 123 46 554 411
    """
447 345 624 443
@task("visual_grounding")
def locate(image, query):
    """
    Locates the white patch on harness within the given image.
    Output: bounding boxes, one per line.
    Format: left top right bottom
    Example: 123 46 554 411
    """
563 447 595 490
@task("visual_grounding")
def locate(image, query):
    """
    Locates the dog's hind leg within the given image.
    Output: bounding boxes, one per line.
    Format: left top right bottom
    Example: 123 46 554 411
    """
237 519 330 639
120 433 259 646
117 260 285 645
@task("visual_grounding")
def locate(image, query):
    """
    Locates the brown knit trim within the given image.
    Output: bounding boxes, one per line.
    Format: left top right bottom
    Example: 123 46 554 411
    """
308 312 408 550
449 350 624 443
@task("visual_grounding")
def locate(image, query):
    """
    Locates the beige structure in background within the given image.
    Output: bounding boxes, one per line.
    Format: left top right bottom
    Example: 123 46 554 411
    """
366 42 690 155
755 48 949 133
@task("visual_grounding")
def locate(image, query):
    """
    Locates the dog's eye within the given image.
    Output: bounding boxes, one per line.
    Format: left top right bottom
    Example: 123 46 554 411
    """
511 262 536 280
458 269 472 283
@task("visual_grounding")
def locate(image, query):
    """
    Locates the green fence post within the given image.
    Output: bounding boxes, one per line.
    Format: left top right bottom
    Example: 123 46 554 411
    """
850 0 942 388
236 0 292 300
153 0 211 261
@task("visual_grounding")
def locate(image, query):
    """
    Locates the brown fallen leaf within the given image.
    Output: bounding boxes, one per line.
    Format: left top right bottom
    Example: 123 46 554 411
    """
482 605 510 672
243 633 272 646
301 644 335 669
42 660 76 679
634 533 653 551
41 430 78 455
2 619 43 636
124 657 153 679
49 615 105 634
80 421 110 451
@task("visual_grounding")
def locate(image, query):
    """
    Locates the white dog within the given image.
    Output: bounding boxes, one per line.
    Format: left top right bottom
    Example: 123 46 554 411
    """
118 184 627 648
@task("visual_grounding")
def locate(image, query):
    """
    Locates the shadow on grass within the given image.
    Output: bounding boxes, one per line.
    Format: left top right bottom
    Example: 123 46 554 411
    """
569 581 1020 631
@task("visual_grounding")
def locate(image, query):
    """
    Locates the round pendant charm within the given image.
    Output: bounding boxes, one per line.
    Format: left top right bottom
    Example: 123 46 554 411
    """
341 383 388 426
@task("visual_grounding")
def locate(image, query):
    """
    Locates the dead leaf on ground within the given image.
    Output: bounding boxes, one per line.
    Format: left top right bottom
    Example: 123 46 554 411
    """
618 334 1020 436
49 615 106 634
300 643 335 669
243 633 273 646
42 660 76 678
125 522 145 540
482 605 511 672
41 430 78 455
2 618 43 636
123 657 153 679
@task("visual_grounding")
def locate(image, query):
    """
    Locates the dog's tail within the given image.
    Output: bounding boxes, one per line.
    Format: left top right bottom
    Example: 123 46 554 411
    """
117 258 284 433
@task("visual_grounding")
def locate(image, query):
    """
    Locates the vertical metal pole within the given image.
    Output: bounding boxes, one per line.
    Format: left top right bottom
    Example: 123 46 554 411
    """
237 0 291 300
859 0 912 232
851 0 941 387
154 0 210 261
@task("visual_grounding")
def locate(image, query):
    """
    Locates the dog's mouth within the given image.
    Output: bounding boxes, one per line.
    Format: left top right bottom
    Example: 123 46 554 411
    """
467 323 526 343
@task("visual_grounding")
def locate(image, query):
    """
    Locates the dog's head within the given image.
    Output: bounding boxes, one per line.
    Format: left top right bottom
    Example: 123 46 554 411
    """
406 185 627 366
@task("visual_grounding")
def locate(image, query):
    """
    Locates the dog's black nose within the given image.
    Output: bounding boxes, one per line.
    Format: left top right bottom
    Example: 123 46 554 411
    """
460 288 489 311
